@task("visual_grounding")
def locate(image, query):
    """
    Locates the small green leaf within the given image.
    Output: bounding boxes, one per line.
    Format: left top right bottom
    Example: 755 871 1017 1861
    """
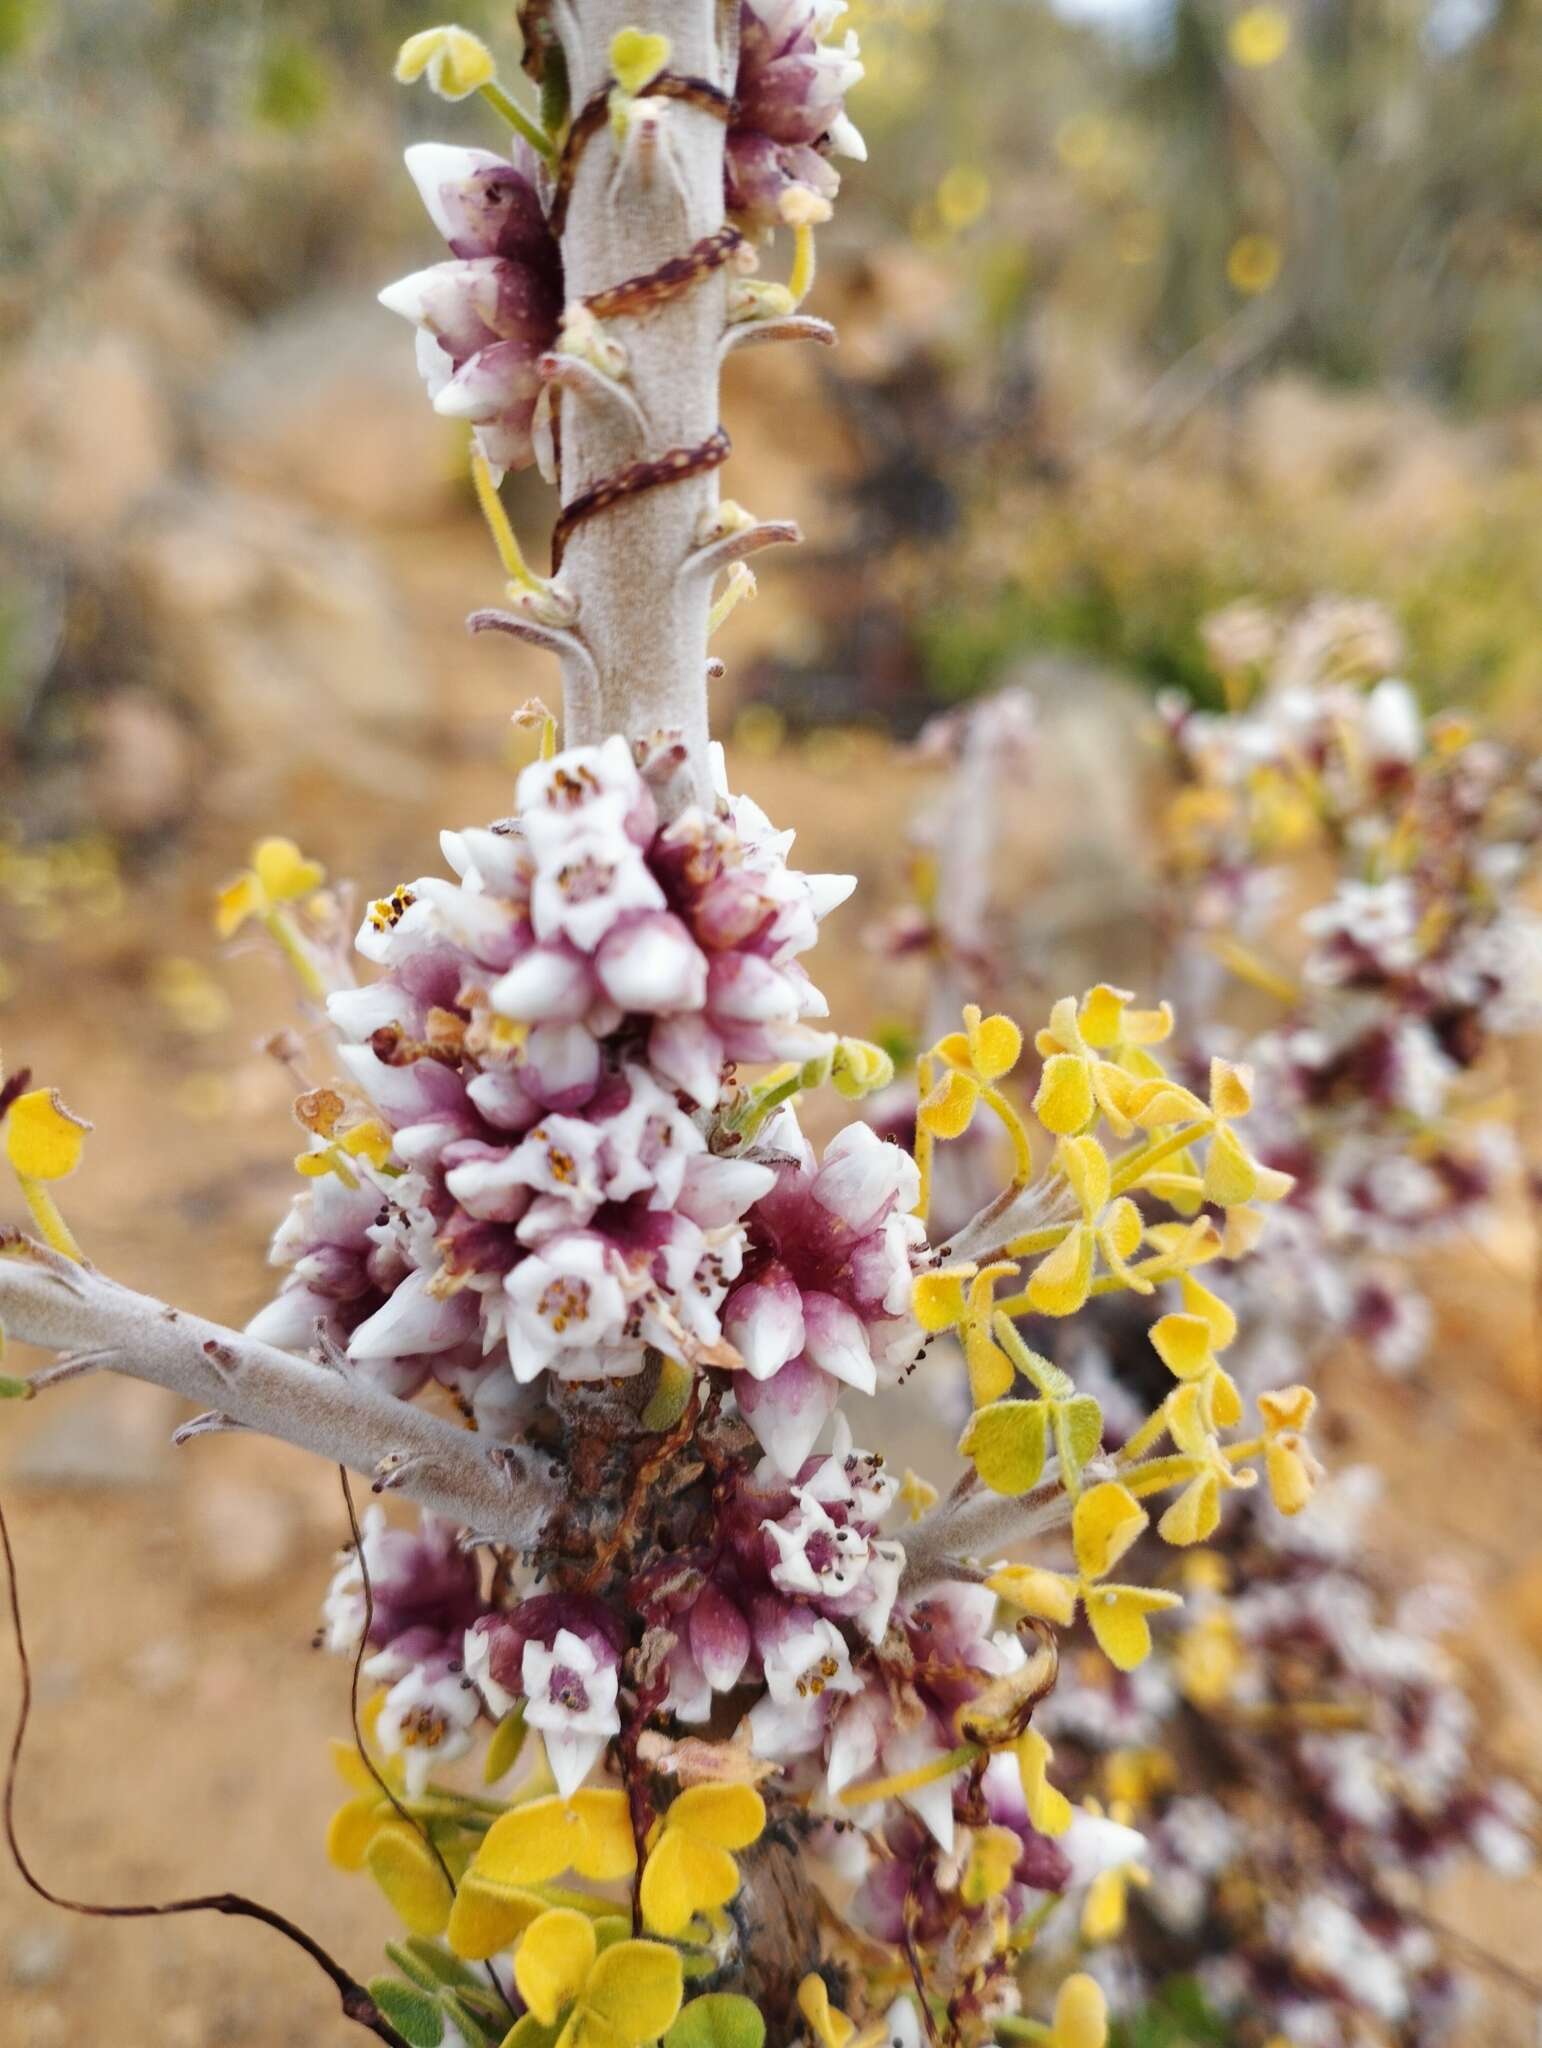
442 1987 513 2043
640 1358 694 1433
664 1994 768 2048
483 1703 528 1785
367 1978 446 2048
959 1399 1048 1495
392 1937 482 1994
1059 1394 1104 1469
0 1374 33 1401
539 43 570 133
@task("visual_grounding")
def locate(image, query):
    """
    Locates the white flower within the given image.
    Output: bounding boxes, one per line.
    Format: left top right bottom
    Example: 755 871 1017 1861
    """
370 1660 480 1798
521 1630 621 1800
764 1491 872 1600
503 1233 634 1382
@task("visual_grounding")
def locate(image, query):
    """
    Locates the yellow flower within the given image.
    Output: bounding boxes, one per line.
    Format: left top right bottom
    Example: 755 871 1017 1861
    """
1156 1387 1255 1546
1150 1311 1244 1435
639 1784 766 1938
897 1469 940 1521
469 1789 638 1893
1080 1816 1149 1943
796 1976 872 2048
394 24 497 98
1 1076 93 1261
3 1086 90 1182
513 1907 683 2048
1229 3 1290 66
1047 1972 1109 2048
1258 1383 1323 1516
1002 1482 1182 1670
1024 1137 1147 1317
1016 1727 1072 1837
960 1822 1024 1905
914 1258 1021 1403
1032 986 1171 1137
1128 1057 1292 1210
918 1003 1024 1140
215 836 325 938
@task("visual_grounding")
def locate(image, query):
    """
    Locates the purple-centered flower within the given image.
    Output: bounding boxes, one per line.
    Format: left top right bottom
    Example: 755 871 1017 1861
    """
380 142 563 475
728 0 866 231
725 1111 924 1472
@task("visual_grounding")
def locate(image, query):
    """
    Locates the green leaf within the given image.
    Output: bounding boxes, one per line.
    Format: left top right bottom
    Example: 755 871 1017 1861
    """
483 1704 528 1785
1058 1394 1104 1469
442 1987 513 2043
394 1938 483 1993
664 1995 768 2048
367 1978 446 2048
539 43 570 133
958 1399 1048 1495
0 1374 33 1400
640 1358 694 1433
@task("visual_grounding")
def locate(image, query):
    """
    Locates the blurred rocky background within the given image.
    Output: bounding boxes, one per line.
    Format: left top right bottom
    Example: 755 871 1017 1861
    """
0 0 1539 2042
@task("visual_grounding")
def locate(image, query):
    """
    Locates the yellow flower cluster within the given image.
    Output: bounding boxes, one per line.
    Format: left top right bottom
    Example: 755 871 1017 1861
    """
913 988 1320 1673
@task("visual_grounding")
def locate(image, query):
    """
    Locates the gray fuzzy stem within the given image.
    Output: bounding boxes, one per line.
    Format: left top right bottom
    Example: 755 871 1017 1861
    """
0 1244 553 1548
554 0 738 807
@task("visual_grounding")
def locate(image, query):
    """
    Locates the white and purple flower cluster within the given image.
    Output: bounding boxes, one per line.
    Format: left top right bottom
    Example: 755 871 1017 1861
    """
380 140 563 476
253 737 865 1427
728 0 867 232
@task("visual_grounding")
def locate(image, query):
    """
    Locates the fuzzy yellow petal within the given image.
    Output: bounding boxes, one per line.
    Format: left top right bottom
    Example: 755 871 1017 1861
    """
585 1939 684 2045
4 1089 91 1182
325 1794 385 1872
1025 1227 1093 1317
1150 1313 1212 1382
1033 1054 1094 1136
1259 1384 1316 1435
476 1791 637 1890
609 27 672 96
515 1910 599 2026
1264 1438 1318 1516
1073 1481 1148 1580
1080 1867 1127 1943
1084 1586 1183 1671
912 1267 973 1333
987 1565 1079 1627
252 836 325 902
214 873 264 938
797 1976 854 2048
395 23 497 95
1209 1057 1254 1121
968 1011 1023 1082
665 1784 766 1852
449 1878 549 1960
1016 1728 1072 1837
366 1823 454 1937
965 1325 1016 1406
1157 1474 1220 1547
1076 985 1133 1050
918 1067 980 1139
1203 1123 1259 1208
1051 1972 1109 2048
1179 1274 1237 1349
639 1832 740 1938
1059 1135 1111 1217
